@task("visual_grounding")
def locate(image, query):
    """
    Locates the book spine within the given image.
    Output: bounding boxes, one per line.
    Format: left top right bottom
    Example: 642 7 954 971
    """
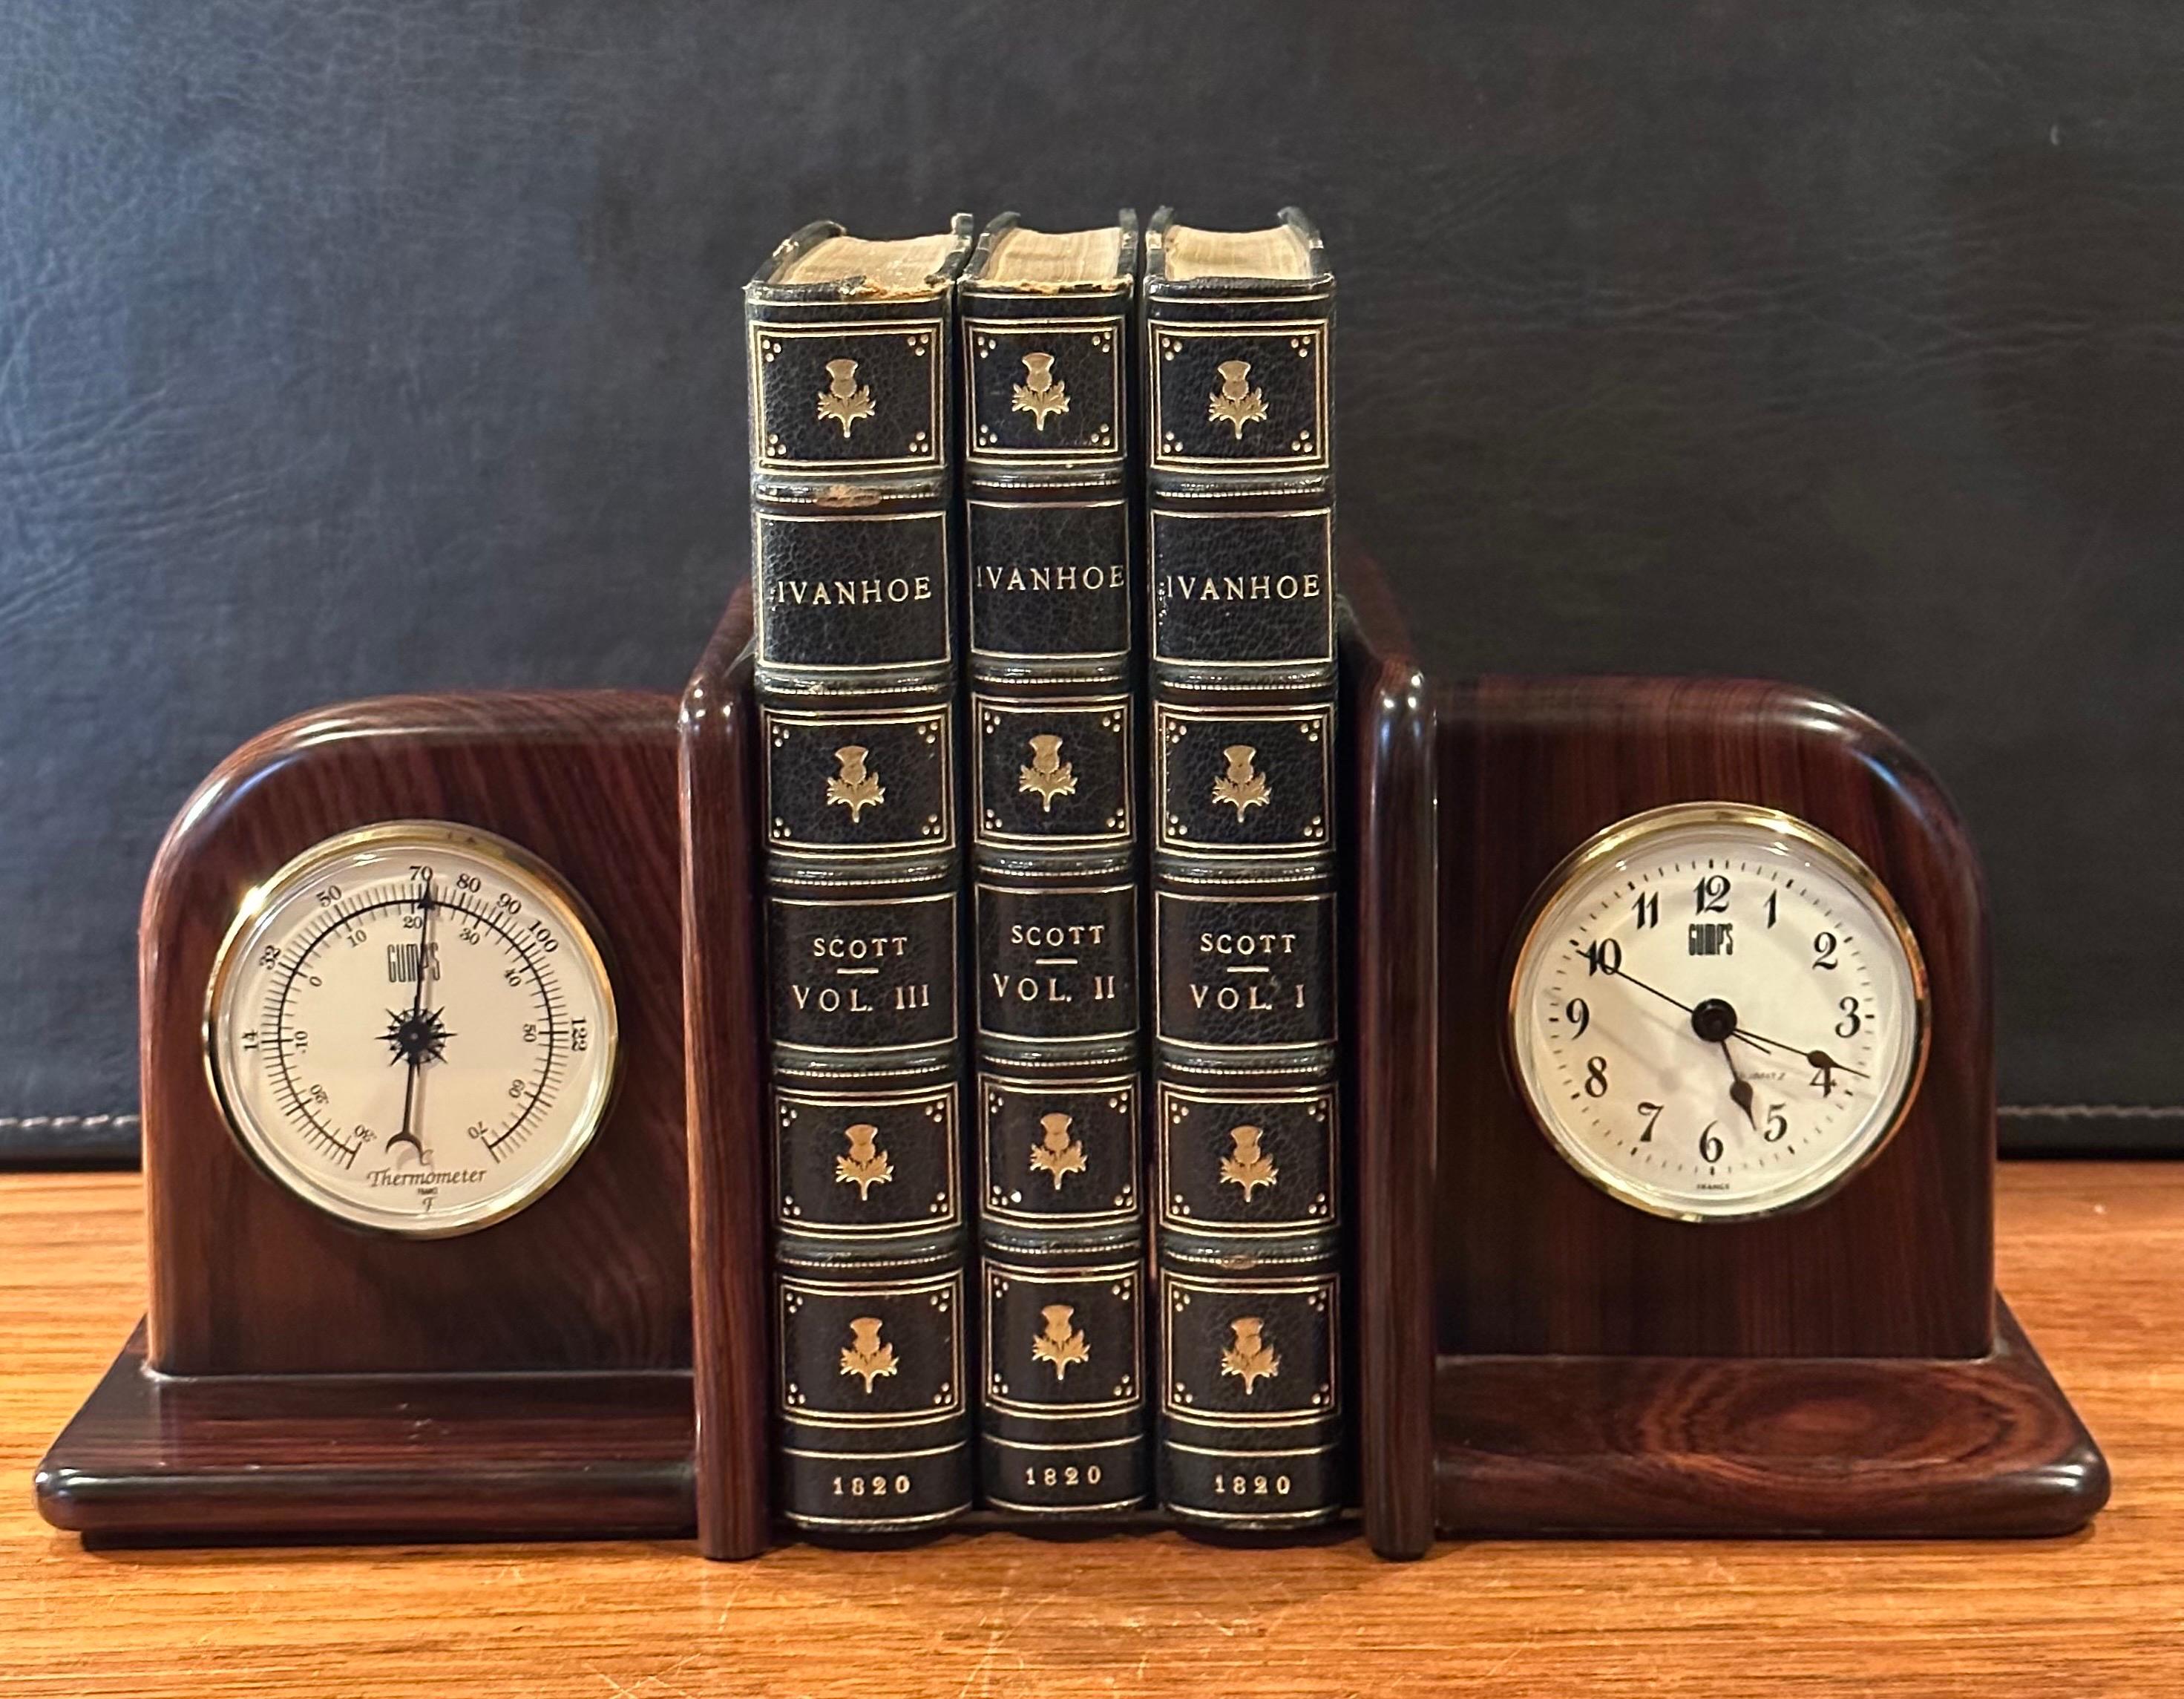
1143 242 1344 1528
961 271 1150 1513
747 240 973 1532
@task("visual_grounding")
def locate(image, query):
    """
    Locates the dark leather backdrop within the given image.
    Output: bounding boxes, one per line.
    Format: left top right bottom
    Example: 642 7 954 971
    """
4 1 2180 1162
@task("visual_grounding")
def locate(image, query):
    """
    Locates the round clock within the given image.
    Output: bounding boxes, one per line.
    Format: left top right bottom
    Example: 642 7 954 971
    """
206 821 619 1236
1506 802 1929 1221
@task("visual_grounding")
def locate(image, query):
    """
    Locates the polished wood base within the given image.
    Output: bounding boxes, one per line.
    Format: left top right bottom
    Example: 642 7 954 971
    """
34 1324 694 1544
8 1166 2167 1693
1431 1302 2108 1539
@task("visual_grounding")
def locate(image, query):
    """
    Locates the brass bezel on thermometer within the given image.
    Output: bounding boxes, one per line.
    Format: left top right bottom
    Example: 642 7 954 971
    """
1503 800 1932 1223
204 820 621 1237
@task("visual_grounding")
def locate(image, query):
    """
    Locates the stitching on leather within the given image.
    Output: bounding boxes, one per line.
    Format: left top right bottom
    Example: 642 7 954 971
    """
0 1114 142 1130
1999 1104 2184 1119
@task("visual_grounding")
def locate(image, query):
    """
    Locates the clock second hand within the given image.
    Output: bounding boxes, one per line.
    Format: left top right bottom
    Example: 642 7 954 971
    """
1730 1021 1872 1080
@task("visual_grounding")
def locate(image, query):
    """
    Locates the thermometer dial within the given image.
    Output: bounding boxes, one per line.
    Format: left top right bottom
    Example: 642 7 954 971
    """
1507 802 1929 1221
206 822 618 1235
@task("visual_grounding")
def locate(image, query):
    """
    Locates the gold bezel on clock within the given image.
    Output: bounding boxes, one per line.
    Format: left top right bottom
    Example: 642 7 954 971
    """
1503 800 1932 1223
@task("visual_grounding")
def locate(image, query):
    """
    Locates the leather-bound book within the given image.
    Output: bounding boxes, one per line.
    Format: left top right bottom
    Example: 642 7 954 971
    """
1141 209 1344 1530
959 213 1150 1516
746 217 975 1534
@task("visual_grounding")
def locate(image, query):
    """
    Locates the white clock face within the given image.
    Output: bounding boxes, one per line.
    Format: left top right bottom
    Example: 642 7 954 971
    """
1507 803 1929 1221
206 822 619 1236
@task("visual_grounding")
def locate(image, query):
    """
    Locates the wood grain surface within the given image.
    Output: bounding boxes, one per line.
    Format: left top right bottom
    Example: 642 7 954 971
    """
1435 676 1996 1361
35 1326 694 1542
678 587 770 1561
1432 1301 2104 1536
7 1164 2181 1696
1337 554 1439 1562
135 690 689 1376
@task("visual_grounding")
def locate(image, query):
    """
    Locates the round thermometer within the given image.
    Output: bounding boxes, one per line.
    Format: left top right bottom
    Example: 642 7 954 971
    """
206 822 618 1235
1507 802 1929 1221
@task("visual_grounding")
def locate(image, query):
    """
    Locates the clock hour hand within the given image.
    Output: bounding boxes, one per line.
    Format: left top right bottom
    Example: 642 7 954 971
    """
1691 998 1761 1130
1718 1041 1759 1130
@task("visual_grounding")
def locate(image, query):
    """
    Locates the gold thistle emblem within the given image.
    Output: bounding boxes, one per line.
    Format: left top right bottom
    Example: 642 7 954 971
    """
839 1316 898 1392
816 357 876 439
825 744 885 821
1018 733 1078 813
1211 745 1270 821
1219 1124 1278 1199
1028 1111 1088 1191
833 1122 893 1200
1208 359 1268 440
1220 1317 1279 1395
1011 351 1070 431
1031 1303 1091 1381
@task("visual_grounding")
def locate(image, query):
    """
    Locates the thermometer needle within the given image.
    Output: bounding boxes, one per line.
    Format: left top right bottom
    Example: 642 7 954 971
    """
387 877 436 1162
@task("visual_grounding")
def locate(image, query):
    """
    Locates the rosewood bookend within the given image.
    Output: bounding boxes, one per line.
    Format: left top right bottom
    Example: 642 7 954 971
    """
1339 553 1439 1559
1430 1301 2104 1537
1353 675 2110 1552
38 689 698 1543
39 1326 693 1544
678 586 772 1559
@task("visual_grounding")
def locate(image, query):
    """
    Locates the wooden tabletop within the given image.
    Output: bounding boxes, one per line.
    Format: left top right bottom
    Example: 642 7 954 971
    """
5 1165 2180 1695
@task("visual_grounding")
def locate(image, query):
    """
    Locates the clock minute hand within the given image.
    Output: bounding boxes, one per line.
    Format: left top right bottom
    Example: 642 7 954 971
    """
1576 955 1694 1015
1803 1047 1866 1078
1579 953 1781 1055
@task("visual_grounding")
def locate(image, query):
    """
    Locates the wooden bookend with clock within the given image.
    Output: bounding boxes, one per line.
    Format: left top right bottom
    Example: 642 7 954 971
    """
30 600 758 1545
1356 670 2110 1558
